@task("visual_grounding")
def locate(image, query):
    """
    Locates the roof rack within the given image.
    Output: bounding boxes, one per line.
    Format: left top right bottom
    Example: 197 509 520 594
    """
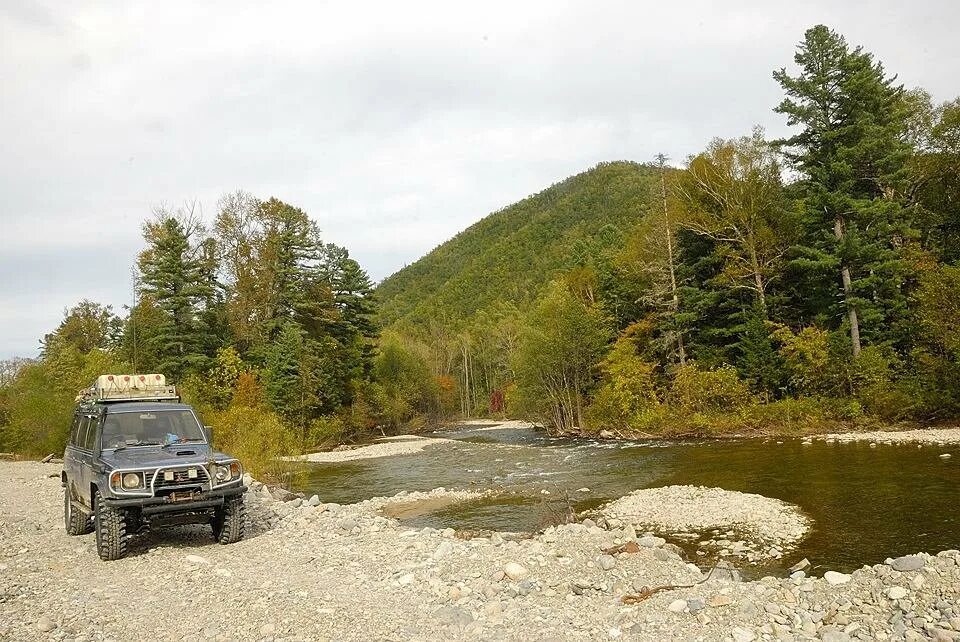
76 374 180 404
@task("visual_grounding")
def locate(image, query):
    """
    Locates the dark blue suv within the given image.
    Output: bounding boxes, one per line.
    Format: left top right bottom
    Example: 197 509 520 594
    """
61 375 247 560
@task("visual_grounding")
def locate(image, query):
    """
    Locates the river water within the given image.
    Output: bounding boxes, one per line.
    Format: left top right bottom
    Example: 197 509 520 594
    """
291 424 960 575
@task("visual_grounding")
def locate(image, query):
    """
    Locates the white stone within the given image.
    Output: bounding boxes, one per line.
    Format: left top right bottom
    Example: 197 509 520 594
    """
503 562 529 581
184 554 210 565
823 571 851 585
731 626 756 642
668 599 687 613
887 586 909 599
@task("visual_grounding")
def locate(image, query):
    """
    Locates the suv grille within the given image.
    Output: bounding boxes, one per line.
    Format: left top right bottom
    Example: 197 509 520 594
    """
151 466 210 493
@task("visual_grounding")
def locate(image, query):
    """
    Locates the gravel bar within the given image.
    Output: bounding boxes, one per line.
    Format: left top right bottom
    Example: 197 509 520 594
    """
2 461 959 641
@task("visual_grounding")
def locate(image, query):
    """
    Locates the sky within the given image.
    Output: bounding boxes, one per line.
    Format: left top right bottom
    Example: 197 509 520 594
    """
1 1 958 358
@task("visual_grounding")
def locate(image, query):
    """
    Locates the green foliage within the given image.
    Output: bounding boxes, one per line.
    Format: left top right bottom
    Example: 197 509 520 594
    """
205 403 295 482
774 25 917 353
372 335 437 429
378 162 656 329
138 215 219 380
585 330 660 430
511 282 611 431
669 363 753 414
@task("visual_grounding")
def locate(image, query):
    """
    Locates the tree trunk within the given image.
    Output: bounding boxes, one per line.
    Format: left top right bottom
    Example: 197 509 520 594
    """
657 155 686 365
834 216 862 357
747 240 768 317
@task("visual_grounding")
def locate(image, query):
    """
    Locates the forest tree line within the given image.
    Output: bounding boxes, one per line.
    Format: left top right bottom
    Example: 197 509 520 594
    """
2 25 960 467
375 25 960 436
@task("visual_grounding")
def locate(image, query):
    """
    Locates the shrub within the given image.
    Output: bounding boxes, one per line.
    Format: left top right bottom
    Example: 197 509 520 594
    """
669 363 752 413
206 404 296 482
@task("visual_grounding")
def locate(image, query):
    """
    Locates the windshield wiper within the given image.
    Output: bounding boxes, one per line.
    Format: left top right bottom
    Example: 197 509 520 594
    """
161 439 205 449
108 440 162 452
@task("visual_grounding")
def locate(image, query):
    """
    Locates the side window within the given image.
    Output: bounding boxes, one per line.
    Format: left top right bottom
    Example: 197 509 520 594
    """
76 416 90 450
83 416 99 450
69 415 81 447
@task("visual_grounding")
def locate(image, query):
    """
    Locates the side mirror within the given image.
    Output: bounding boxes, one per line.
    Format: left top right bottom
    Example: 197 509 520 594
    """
203 425 213 443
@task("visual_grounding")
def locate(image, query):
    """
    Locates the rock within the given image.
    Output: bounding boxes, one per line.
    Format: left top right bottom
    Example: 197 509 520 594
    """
436 606 473 628
397 573 415 586
940 453 952 459
289 497 303 508
598 555 616 571
259 623 276 637
338 517 358 532
307 494 321 506
434 541 454 559
686 597 706 613
36 617 56 632
708 594 733 607
887 586 909 600
637 535 666 548
789 558 811 573
503 562 529 581
668 599 687 613
731 626 756 642
490 533 504 546
823 571 851 585
819 627 851 642
185 554 210 565
889 555 925 572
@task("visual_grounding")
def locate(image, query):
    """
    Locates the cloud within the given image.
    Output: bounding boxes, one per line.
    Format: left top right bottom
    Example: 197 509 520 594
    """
1 0 958 356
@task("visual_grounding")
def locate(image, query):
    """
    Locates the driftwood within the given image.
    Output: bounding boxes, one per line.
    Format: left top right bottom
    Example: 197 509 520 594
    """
40 453 56 463
621 563 719 605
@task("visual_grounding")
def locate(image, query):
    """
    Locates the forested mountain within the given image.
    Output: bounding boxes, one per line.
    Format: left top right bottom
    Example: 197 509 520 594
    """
377 162 657 329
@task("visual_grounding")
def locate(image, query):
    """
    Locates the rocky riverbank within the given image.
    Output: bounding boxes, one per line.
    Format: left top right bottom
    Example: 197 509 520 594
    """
2 460 959 641
815 428 960 447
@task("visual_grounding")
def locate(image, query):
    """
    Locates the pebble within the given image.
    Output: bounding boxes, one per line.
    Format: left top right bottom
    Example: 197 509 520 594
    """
708 594 733 607
598 555 616 571
668 599 687 613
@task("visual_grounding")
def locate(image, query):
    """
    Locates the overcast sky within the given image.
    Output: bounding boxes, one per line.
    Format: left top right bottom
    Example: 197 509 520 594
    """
1 1 957 358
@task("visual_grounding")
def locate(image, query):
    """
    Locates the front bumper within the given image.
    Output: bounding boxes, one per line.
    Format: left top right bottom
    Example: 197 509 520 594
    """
103 485 246 515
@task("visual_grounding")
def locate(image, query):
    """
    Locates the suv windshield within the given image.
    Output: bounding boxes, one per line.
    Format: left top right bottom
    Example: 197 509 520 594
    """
101 409 205 449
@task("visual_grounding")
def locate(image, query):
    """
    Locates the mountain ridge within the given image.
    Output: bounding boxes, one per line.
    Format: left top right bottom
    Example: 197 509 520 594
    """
376 160 657 330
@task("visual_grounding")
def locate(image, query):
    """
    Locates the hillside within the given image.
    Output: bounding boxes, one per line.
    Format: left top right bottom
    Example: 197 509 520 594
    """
376 161 657 329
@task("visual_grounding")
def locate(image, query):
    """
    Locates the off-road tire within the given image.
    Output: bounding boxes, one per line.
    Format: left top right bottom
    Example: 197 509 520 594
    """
64 485 91 535
212 495 245 544
94 489 128 561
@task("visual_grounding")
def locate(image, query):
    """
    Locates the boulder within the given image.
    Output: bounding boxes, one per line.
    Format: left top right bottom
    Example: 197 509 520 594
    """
889 555 925 572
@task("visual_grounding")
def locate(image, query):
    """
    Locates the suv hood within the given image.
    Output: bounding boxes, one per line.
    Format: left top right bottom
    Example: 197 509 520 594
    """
99 444 234 469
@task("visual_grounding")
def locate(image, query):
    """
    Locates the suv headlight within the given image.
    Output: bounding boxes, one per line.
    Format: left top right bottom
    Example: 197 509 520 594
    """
210 461 241 485
122 473 143 489
111 471 144 491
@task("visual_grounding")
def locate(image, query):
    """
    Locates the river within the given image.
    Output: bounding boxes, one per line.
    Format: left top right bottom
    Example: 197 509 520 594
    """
290 423 960 576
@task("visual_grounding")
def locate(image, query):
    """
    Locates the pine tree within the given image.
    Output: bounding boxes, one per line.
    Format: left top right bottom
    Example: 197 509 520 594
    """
138 216 216 380
774 25 914 356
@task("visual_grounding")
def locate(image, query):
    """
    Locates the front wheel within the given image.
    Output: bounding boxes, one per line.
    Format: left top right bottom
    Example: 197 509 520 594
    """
212 495 245 545
64 484 91 536
94 489 128 560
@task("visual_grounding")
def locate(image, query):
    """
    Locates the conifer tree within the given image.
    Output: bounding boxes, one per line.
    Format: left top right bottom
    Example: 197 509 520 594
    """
774 25 914 356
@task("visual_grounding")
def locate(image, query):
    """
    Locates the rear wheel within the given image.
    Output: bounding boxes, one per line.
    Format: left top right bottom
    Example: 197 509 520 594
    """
94 489 128 560
212 495 245 544
63 484 91 536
